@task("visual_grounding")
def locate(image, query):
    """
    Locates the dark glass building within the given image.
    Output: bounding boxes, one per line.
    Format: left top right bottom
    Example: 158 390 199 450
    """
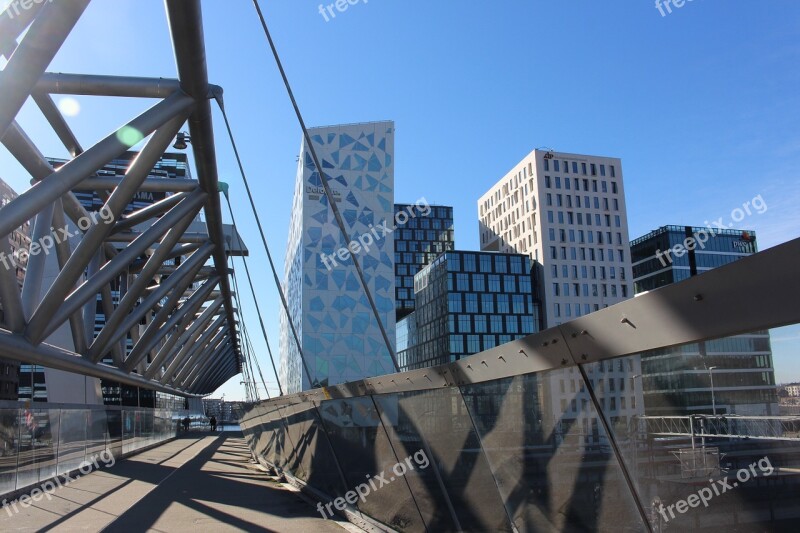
397 250 542 371
631 225 778 415
631 225 757 293
394 204 454 320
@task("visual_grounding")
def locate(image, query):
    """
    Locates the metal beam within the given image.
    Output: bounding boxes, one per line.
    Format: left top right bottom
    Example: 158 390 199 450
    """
23 111 190 323
0 0 47 58
166 0 239 359
0 0 90 138
0 91 195 238
20 203 55 321
0 328 198 397
93 243 213 364
74 177 199 193
144 295 223 378
32 92 83 157
1 121 117 259
122 244 215 370
111 192 189 234
169 322 228 386
188 348 234 393
26 189 208 344
51 201 87 353
87 205 206 359
34 72 222 99
104 231 210 244
170 321 229 386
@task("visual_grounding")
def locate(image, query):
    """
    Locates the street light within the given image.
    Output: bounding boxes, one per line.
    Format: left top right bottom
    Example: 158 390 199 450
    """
708 366 718 415
172 131 191 150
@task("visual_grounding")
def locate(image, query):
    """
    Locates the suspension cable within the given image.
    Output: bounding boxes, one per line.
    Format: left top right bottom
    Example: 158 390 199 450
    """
227 250 259 401
245 0 399 373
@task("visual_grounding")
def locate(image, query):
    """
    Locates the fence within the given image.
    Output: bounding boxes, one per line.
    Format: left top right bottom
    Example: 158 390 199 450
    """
0 403 184 497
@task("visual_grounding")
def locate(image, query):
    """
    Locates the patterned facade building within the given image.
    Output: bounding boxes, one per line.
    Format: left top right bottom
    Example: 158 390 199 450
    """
280 122 397 393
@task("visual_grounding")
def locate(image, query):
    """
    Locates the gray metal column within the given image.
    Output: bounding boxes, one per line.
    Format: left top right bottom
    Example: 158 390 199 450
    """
20 202 55 320
0 0 90 137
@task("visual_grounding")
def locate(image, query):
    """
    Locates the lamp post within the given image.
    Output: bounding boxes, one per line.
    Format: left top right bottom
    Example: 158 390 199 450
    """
708 366 718 416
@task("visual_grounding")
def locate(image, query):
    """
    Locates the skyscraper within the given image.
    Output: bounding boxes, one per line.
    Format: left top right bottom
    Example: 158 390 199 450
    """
631 225 778 415
280 121 397 393
397 250 541 371
478 149 643 442
393 203 454 320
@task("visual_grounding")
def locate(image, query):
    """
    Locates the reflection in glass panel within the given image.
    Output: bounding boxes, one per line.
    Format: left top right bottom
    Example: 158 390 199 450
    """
598 324 800 531
379 388 514 532
57 410 87 475
0 409 19 494
461 372 646 532
317 397 425 532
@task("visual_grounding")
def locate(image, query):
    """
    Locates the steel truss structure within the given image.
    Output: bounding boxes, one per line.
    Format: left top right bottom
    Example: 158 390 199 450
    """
0 0 242 396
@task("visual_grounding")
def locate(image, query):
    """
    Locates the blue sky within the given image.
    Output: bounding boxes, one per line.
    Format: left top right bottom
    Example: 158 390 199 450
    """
1 0 799 399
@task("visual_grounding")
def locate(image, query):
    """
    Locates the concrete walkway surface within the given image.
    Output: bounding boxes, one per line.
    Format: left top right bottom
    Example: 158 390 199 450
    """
0 432 348 532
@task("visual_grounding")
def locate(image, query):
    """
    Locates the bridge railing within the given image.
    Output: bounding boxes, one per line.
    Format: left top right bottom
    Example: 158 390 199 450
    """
0 403 185 498
240 237 800 532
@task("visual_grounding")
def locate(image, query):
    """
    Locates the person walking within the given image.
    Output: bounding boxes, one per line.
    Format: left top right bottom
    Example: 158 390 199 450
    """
210 415 217 432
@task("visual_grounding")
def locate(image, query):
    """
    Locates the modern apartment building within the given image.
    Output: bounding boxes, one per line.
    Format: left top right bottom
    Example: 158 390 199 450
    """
631 225 778 415
0 177 29 400
280 121 397 393
478 149 643 442
397 250 541 371
394 203 454 320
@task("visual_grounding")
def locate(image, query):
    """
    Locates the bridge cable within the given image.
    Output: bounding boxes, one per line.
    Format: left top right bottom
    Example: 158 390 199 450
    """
247 0 400 373
227 251 259 401
215 103 322 391
221 189 296 396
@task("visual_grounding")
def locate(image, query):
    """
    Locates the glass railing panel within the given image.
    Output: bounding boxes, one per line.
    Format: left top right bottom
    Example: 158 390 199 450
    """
0 409 20 494
371 394 461 532
121 409 136 454
596 324 800 531
278 400 348 501
15 408 59 486
56 409 88 475
106 409 123 459
87 409 108 459
461 370 647 532
376 388 514 532
317 396 426 532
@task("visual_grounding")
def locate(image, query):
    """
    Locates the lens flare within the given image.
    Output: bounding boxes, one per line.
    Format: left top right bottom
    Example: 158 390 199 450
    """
116 126 144 147
57 97 80 117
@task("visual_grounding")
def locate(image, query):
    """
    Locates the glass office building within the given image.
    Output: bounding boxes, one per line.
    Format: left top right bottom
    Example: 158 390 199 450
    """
631 225 778 415
280 121 397 393
397 251 542 371
394 203 454 320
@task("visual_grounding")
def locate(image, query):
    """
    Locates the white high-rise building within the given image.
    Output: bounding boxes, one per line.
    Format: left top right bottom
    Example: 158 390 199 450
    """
478 149 643 442
279 121 397 393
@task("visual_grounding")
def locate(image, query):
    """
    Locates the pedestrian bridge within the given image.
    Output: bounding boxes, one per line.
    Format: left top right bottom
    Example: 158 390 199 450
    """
1 1 799 532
